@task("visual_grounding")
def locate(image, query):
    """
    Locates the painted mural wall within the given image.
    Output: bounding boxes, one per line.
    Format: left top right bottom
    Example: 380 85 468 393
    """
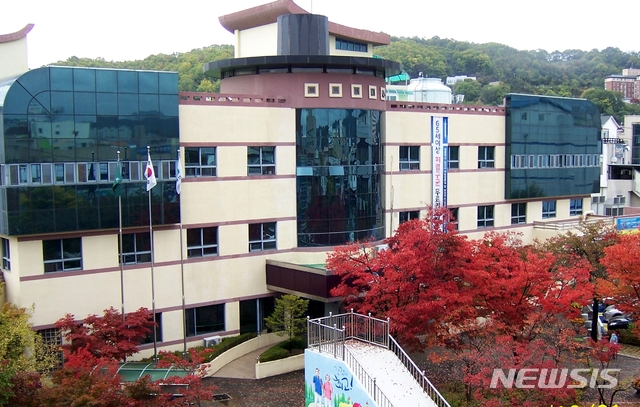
304 350 376 407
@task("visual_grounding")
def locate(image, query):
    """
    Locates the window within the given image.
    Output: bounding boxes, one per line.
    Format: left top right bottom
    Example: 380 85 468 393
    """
187 227 218 258
249 222 276 252
448 146 459 169
1 238 9 271
329 83 342 98
478 146 495 168
399 211 419 224
119 233 151 265
511 203 526 225
399 146 420 170
141 313 163 344
248 147 275 175
570 199 583 216
305 83 319 97
335 38 367 52
185 304 225 337
185 147 216 177
43 238 82 272
477 205 494 228
606 207 624 216
542 200 557 219
368 85 377 99
351 84 362 98
38 328 63 368
448 207 459 230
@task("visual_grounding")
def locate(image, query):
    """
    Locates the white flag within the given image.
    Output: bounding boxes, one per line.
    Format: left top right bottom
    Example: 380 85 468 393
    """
145 152 157 191
176 155 182 195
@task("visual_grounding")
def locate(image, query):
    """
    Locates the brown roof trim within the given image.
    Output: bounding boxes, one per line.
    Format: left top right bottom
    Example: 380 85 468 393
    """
219 0 389 46
328 21 390 46
219 0 306 33
0 24 34 44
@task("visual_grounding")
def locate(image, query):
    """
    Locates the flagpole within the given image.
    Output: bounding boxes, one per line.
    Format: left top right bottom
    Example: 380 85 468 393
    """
116 151 126 363
147 145 158 363
177 148 187 359
117 151 125 320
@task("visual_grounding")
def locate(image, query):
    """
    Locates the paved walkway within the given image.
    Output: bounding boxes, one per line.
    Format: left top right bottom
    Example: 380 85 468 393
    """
211 345 274 379
621 344 640 359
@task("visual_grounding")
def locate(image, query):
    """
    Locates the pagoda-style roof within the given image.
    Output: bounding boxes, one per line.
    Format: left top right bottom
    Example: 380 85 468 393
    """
0 24 34 44
219 0 390 46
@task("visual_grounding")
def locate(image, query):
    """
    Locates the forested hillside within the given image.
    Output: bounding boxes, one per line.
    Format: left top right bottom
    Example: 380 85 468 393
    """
50 36 640 121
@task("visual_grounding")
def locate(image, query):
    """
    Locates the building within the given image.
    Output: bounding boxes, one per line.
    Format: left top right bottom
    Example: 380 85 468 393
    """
0 0 605 359
0 24 33 80
604 68 640 101
445 75 476 86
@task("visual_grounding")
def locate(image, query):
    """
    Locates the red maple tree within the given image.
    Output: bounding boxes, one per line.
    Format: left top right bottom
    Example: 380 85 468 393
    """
600 231 640 337
155 347 218 407
55 306 155 361
327 207 594 405
37 307 215 406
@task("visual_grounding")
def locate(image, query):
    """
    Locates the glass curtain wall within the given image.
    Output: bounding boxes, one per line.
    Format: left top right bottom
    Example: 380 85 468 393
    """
0 67 180 235
505 94 601 199
296 108 384 247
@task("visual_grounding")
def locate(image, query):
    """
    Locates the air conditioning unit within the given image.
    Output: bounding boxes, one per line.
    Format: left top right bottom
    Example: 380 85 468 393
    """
374 244 389 252
203 335 222 347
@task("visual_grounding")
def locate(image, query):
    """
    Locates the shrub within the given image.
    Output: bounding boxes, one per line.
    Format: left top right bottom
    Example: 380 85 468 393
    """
288 336 307 350
258 337 307 362
617 325 640 346
258 346 290 363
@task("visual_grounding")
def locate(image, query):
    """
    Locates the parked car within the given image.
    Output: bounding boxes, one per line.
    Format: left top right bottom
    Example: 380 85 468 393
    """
607 315 632 331
603 305 625 322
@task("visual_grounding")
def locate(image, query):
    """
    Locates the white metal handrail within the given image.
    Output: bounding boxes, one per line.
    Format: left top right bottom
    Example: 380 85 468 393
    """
308 310 450 407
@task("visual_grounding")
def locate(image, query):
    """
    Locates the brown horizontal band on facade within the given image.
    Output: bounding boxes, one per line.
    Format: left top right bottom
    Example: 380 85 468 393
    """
183 174 296 182
137 329 241 350
180 141 296 147
152 293 277 315
17 224 180 242
387 102 506 116
179 93 290 107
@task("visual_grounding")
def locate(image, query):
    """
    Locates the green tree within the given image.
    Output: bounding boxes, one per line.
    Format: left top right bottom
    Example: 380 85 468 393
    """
453 79 482 103
480 82 510 105
0 301 58 405
264 295 309 342
581 88 626 121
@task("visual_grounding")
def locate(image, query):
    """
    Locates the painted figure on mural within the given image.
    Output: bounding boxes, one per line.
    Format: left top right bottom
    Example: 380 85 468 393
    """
323 373 333 406
313 368 323 405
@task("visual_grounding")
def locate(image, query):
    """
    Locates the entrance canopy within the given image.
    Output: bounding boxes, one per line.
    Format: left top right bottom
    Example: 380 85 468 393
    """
116 362 189 382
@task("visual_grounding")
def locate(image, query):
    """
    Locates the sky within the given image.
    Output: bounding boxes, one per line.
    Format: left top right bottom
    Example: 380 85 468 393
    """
3 0 639 70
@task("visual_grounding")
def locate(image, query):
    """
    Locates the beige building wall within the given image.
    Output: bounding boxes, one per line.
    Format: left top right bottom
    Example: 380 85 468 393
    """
235 24 278 58
0 36 29 79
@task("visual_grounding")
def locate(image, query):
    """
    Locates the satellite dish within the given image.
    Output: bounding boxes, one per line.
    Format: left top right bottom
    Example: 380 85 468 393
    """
611 156 618 163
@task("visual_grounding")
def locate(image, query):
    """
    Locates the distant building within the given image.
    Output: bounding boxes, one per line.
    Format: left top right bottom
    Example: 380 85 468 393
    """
445 75 476 85
604 68 640 101
604 75 637 100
